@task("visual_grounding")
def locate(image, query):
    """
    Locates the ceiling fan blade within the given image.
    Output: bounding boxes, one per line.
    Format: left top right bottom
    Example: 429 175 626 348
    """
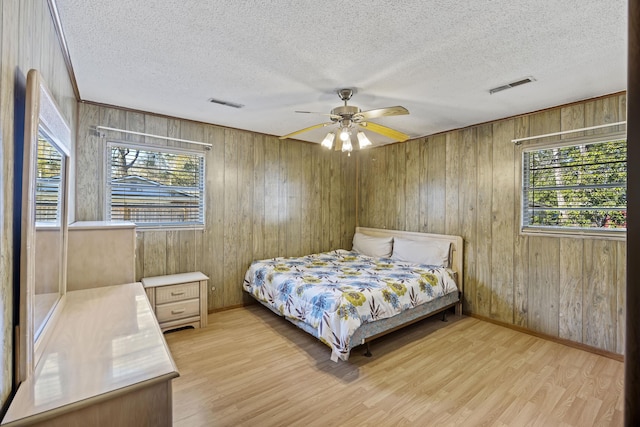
354 106 409 121
360 122 410 142
279 122 334 140
295 111 342 120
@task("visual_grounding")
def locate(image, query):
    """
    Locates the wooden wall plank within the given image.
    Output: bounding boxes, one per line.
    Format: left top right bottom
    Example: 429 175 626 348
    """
165 230 179 275
75 104 101 221
490 119 514 323
394 144 406 231
512 115 530 327
278 141 289 255
559 238 583 342
143 231 167 278
376 147 385 230
475 124 492 318
237 131 253 303
205 125 225 308
264 136 280 259
345 152 357 247
616 241 626 354
460 128 478 314
445 131 461 235
427 135 446 234
405 139 420 232
135 232 145 281
418 137 429 232
340 152 355 248
223 130 239 307
252 135 265 261
584 240 617 352
286 141 302 256
178 229 198 273
377 146 390 229
328 150 340 248
527 236 560 336
320 149 331 249
300 143 312 255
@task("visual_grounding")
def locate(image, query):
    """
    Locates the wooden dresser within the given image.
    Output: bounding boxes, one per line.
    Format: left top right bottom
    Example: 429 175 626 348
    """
67 221 136 291
1 283 179 427
142 272 209 332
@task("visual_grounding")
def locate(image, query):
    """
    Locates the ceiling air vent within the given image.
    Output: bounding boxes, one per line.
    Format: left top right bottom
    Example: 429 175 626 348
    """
489 77 536 95
207 97 244 109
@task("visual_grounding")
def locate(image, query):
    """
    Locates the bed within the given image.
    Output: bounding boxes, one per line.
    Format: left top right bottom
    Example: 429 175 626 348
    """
243 227 464 362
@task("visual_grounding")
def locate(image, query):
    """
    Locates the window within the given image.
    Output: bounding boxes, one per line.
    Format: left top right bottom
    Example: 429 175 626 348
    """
522 135 626 235
106 142 205 228
36 133 63 223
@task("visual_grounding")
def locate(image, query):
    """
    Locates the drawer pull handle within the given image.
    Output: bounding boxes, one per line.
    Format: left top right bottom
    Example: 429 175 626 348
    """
171 291 185 296
171 309 186 315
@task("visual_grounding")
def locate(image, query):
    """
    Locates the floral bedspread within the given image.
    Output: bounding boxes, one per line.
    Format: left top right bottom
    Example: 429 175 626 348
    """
243 250 458 362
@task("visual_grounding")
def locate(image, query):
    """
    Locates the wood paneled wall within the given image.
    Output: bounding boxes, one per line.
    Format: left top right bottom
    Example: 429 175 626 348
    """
0 0 77 412
357 93 627 354
75 103 356 310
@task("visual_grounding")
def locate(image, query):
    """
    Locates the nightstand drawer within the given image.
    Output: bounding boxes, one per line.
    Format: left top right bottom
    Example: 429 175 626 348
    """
142 271 209 332
156 299 200 322
155 282 199 304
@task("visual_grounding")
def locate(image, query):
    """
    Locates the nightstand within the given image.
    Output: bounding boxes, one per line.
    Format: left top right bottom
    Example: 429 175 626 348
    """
142 271 209 332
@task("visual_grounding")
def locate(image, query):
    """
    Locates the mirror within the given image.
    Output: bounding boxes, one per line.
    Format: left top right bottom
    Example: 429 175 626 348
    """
33 132 64 337
18 69 70 381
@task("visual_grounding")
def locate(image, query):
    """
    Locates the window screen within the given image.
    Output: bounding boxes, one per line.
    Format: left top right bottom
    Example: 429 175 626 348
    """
106 142 205 228
522 137 626 232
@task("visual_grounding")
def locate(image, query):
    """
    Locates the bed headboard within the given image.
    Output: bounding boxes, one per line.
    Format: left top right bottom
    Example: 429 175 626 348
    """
355 227 464 294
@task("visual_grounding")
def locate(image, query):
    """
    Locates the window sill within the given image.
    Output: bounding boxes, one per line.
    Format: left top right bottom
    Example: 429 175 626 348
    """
521 226 626 241
136 225 205 232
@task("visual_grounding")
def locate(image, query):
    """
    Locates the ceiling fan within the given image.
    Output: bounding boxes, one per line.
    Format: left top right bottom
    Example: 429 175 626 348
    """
279 88 410 152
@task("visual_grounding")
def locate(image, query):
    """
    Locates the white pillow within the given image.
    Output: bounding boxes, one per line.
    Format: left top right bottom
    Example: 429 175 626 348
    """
352 233 393 258
391 237 451 267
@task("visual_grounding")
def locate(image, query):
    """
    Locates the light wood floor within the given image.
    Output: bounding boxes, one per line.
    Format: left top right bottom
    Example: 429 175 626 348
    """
164 305 624 426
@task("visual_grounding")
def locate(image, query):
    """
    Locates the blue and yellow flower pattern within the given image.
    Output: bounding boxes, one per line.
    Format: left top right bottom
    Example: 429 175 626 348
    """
243 250 458 361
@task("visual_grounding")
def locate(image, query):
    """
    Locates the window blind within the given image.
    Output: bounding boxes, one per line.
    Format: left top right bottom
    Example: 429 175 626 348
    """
522 138 626 231
35 136 62 223
106 142 205 228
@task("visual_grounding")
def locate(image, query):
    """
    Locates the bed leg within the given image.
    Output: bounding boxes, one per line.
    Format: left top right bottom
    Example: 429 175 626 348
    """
364 343 372 357
441 310 448 322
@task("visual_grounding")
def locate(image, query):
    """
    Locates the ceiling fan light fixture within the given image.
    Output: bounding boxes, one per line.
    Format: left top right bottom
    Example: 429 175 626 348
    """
321 132 335 149
342 137 353 152
339 127 350 142
281 89 410 151
357 131 372 148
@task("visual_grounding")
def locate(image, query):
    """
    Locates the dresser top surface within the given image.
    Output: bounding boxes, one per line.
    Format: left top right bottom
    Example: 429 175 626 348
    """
142 271 209 288
2 283 178 425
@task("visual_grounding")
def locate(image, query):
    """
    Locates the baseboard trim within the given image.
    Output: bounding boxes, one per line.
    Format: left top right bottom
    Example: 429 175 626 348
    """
209 303 247 314
467 313 624 363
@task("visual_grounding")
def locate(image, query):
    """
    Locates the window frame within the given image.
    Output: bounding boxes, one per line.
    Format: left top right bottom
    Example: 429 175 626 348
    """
519 131 626 240
105 140 206 230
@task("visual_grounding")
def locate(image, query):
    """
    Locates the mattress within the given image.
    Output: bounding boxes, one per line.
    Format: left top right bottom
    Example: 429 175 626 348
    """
243 249 459 361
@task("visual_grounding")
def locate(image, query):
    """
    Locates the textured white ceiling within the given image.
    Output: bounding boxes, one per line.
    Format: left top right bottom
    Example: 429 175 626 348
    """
54 0 627 144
